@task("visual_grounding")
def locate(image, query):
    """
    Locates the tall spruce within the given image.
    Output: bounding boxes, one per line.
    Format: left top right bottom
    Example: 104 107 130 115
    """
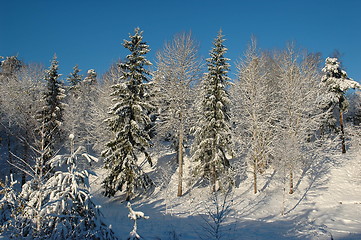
321 57 360 153
192 30 233 192
37 55 65 166
102 28 154 200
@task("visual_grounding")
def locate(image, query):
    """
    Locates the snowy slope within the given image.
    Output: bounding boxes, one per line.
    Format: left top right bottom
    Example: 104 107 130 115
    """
90 147 361 240
305 151 361 239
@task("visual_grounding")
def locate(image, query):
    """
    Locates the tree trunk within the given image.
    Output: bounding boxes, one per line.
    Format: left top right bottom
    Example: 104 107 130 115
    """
289 170 294 194
281 162 286 215
211 162 216 192
339 110 346 154
253 157 257 194
177 122 184 197
126 193 131 202
22 142 28 185
7 134 13 174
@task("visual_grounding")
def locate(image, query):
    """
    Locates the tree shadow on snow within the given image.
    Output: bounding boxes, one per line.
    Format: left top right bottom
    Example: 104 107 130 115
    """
148 152 178 190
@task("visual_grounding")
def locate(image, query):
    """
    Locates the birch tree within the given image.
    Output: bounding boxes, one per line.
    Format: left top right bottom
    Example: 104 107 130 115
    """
232 39 278 194
0 56 23 176
273 46 323 196
153 32 202 196
2 63 45 183
63 68 99 153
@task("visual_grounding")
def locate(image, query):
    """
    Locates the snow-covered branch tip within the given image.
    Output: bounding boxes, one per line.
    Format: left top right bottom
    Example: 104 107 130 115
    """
127 202 149 220
127 202 149 240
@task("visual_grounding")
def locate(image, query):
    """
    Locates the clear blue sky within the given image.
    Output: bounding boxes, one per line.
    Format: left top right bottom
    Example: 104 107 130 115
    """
1 0 360 81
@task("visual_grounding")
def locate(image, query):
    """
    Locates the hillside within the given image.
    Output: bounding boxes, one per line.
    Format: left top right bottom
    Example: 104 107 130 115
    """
90 144 361 240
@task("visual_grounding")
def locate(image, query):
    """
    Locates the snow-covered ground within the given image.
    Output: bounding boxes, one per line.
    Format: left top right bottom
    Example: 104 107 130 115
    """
90 147 361 240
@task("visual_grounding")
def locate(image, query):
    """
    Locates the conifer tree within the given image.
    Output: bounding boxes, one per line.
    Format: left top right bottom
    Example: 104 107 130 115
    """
0 56 22 80
102 28 154 200
321 57 360 153
0 175 18 234
192 30 233 192
67 64 82 90
83 69 97 85
37 55 66 167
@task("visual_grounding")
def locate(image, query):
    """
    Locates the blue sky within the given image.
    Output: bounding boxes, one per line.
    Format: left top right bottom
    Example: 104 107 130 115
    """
1 0 360 81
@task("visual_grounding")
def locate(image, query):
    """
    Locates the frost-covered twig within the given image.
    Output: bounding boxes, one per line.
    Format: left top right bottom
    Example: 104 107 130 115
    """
127 202 149 240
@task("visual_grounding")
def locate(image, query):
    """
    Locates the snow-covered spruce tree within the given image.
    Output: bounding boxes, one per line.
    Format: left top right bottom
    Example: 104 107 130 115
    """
36 55 66 168
321 57 360 153
154 32 202 196
84 69 97 84
0 56 22 81
102 28 154 200
192 30 233 192
67 64 83 93
232 38 278 194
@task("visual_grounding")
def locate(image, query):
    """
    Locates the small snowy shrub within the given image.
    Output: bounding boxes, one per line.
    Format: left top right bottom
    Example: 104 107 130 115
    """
2 137 118 239
127 202 149 240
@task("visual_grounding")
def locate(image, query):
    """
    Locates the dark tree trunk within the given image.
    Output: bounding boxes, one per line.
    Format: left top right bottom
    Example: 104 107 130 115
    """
211 162 216 192
253 157 258 194
7 134 13 174
289 170 294 194
339 110 346 154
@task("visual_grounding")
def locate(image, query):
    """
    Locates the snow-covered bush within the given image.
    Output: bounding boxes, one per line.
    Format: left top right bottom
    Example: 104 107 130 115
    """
2 137 118 239
126 202 149 240
0 175 19 234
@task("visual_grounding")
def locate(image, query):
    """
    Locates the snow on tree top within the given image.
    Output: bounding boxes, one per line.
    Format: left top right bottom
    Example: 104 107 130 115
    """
322 57 360 92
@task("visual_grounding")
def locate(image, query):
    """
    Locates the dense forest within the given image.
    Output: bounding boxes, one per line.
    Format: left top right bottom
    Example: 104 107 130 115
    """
1 28 361 239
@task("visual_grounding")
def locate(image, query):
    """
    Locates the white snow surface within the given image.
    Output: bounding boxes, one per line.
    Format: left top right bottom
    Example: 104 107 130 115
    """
90 147 361 240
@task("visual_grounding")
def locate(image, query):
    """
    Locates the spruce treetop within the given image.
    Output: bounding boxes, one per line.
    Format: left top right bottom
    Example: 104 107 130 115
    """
120 27 152 85
207 30 231 81
43 55 66 111
67 64 82 87
322 57 360 110
322 57 359 93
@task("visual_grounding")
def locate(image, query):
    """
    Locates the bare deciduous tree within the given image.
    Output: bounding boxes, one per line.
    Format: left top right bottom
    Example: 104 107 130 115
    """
154 32 202 196
232 38 278 194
